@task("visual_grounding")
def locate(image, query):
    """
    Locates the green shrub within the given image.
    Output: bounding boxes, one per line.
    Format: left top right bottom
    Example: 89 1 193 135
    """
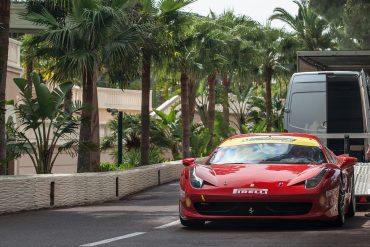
99 162 118 172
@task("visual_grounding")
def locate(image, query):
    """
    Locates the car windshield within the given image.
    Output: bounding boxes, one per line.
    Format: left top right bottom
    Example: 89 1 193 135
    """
208 143 327 165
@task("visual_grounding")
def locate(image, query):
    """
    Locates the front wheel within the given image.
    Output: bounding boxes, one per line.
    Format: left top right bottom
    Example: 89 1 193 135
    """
331 185 346 227
346 186 356 217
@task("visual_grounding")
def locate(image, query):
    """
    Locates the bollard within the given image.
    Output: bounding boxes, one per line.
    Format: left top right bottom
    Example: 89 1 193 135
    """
158 170 161 185
116 177 119 197
50 182 55 207
344 135 350 154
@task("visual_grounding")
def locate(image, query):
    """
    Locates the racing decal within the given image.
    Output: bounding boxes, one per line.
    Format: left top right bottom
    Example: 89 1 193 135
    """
220 135 320 147
233 188 268 195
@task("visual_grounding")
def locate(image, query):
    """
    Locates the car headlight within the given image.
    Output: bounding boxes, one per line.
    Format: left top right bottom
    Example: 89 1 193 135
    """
305 169 328 189
190 167 203 189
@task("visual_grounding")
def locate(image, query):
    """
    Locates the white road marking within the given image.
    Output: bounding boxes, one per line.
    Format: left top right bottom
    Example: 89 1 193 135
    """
80 232 146 247
169 183 179 186
361 218 370 228
154 220 180 229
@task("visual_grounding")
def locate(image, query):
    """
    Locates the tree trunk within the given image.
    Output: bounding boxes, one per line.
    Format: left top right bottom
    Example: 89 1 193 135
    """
64 88 72 114
207 72 217 150
265 67 273 132
222 73 230 126
77 67 100 172
26 60 33 90
188 77 198 125
180 72 190 158
0 0 10 175
140 48 151 166
207 73 217 129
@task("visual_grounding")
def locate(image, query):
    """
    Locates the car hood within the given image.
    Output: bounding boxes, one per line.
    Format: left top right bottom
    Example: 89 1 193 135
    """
194 163 327 188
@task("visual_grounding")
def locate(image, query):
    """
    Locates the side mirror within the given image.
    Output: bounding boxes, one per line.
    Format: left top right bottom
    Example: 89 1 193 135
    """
339 156 357 169
183 157 196 167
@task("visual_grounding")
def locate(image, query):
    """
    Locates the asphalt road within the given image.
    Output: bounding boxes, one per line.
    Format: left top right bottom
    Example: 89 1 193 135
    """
1 183 370 247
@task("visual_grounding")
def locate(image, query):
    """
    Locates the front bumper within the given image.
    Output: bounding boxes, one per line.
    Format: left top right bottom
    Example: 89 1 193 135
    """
179 187 339 221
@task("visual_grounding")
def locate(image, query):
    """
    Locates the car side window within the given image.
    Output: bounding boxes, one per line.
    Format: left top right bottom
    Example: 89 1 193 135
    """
324 147 336 164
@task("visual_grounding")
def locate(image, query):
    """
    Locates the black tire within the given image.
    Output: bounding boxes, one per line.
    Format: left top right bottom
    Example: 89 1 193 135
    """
346 186 356 218
180 216 205 228
331 185 346 227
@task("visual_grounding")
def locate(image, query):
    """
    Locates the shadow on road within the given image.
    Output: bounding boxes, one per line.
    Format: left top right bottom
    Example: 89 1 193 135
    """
182 216 370 232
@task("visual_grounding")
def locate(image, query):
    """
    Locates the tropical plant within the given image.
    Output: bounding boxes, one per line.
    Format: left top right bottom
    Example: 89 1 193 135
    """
101 111 177 161
25 0 142 172
99 162 118 172
0 0 10 175
213 12 258 126
245 86 286 133
229 86 263 133
311 0 370 49
190 123 211 158
6 73 82 174
151 107 182 160
255 25 296 132
191 15 227 148
137 0 196 164
101 114 141 156
270 0 335 51
99 145 165 172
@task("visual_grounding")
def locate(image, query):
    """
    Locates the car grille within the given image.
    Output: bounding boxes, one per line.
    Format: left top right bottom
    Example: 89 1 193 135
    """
194 202 312 216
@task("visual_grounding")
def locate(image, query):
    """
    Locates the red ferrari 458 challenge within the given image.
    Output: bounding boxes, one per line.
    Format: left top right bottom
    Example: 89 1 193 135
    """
179 133 357 227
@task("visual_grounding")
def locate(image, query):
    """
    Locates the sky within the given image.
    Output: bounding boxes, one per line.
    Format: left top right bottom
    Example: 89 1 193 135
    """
184 0 299 30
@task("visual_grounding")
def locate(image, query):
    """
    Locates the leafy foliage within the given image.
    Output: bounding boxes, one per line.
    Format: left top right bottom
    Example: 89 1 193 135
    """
311 0 370 49
99 146 165 171
101 112 171 163
270 0 335 51
7 73 82 174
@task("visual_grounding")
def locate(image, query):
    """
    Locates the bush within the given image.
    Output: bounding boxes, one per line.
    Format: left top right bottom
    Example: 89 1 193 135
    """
99 162 118 172
99 146 166 172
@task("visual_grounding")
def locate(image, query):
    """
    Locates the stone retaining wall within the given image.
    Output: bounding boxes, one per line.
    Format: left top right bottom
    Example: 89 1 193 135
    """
0 161 183 214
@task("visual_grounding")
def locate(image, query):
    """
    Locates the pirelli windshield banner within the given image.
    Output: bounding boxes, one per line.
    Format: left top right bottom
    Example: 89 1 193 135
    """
220 136 320 147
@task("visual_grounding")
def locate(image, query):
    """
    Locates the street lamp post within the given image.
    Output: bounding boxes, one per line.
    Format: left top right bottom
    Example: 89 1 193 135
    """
107 108 123 166
117 111 123 165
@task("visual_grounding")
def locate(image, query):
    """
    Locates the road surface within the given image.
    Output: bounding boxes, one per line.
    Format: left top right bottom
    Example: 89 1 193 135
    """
1 183 370 247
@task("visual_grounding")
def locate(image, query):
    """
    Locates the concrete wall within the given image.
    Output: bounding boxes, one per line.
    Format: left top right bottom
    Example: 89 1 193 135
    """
6 38 23 102
0 161 183 214
13 150 115 175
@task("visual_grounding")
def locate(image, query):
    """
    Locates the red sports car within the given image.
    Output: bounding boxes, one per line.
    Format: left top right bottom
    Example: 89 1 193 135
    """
179 133 357 227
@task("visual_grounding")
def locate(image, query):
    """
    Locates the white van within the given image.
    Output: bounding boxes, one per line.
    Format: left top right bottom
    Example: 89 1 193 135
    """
284 71 369 160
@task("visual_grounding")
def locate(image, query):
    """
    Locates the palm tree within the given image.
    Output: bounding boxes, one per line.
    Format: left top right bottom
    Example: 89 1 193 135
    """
26 0 141 172
138 0 195 162
270 0 335 50
172 33 204 158
25 0 72 112
192 15 227 147
256 25 296 132
0 0 10 175
215 12 258 126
